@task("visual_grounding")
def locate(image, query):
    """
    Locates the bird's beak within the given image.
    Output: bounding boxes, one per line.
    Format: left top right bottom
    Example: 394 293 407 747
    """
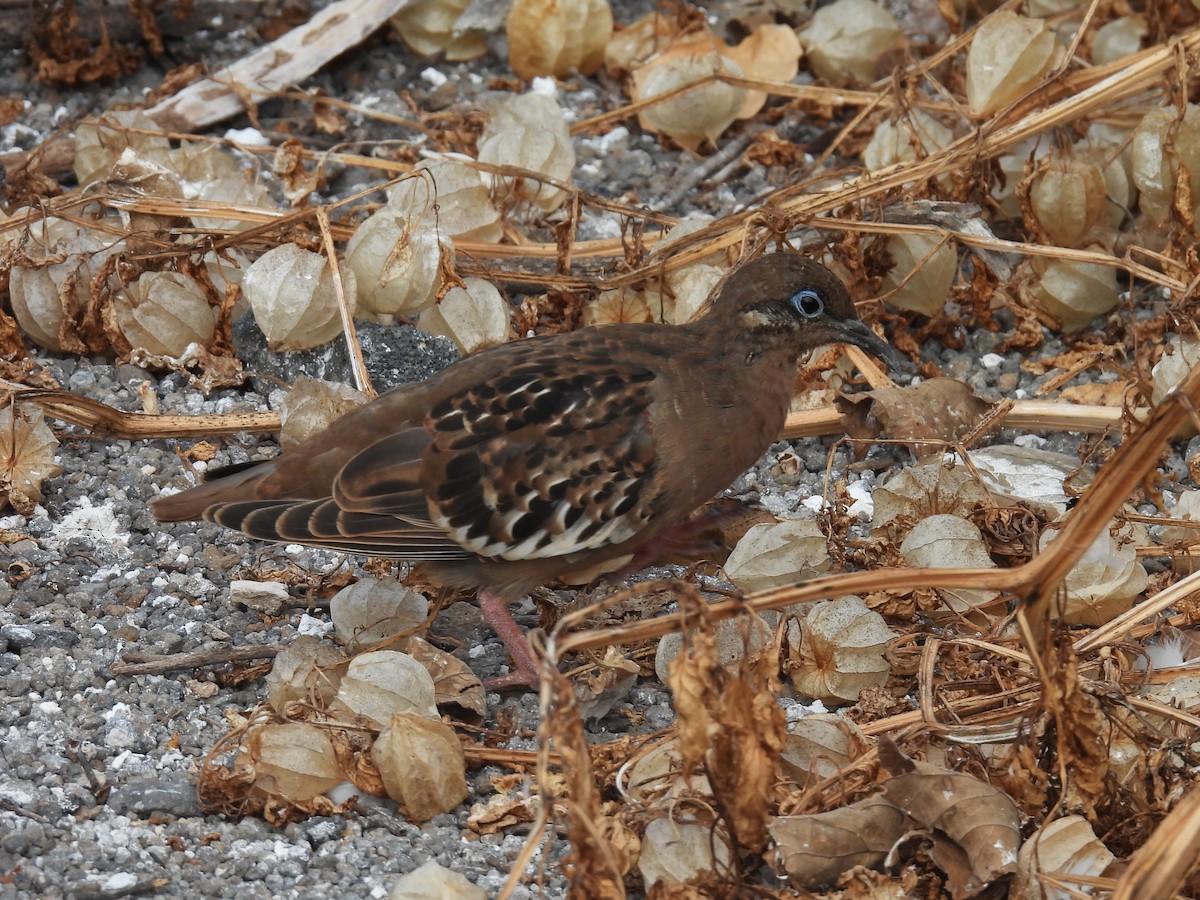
833 320 906 373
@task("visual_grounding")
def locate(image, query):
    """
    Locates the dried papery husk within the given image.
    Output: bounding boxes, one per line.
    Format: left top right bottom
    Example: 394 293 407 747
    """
1028 151 1108 248
265 635 345 715
654 612 780 683
1132 104 1200 227
1092 15 1146 65
633 49 747 152
967 445 1084 517
1013 815 1115 900
203 248 248 296
329 650 438 727
74 110 172 188
0 405 62 515
390 0 486 61
390 861 486 899
418 277 510 352
1161 490 1200 572
114 271 216 357
879 233 955 315
190 171 275 233
506 0 612 78
345 208 453 321
638 816 732 891
722 24 803 120
476 92 575 212
581 286 655 326
371 711 467 821
663 263 725 324
779 714 870 787
966 11 1064 118
279 377 368 450
769 796 907 888
862 109 954 185
241 243 356 351
1019 252 1119 332
1151 336 1200 405
799 0 901 83
239 723 341 802
170 140 243 185
1072 129 1136 228
329 577 429 649
1040 521 1148 626
899 514 999 612
387 158 502 243
871 462 989 532
723 519 831 592
8 220 121 353
993 138 1042 218
784 596 894 704
621 738 712 804
604 10 680 72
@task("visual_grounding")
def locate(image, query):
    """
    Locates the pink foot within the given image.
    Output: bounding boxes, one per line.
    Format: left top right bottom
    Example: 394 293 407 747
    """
478 591 542 691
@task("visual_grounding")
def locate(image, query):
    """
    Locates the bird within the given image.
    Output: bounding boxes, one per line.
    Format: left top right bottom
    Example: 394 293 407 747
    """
152 252 900 689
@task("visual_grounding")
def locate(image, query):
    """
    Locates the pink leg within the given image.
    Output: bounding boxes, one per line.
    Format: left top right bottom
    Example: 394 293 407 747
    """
477 591 541 691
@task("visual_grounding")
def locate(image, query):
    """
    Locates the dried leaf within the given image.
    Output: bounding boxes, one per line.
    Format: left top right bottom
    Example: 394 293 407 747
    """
0 403 63 514
769 796 907 887
838 378 992 448
404 635 485 721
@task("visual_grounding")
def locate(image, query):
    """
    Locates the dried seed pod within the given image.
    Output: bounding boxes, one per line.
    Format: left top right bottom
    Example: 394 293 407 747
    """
1020 253 1118 332
387 158 502 243
239 723 341 802
390 0 487 61
329 650 438 727
390 861 486 899
800 0 902 84
279 377 368 449
329 577 429 648
242 243 356 350
506 0 612 78
639 816 732 891
654 612 779 684
1041 522 1147 625
74 110 172 188
581 286 655 326
170 140 243 183
1028 151 1108 247
1151 337 1200 405
723 519 831 592
372 711 467 821
966 11 1064 118
780 714 870 786
1014 816 1115 900
899 514 999 612
190 171 275 233
621 738 712 804
663 263 725 324
879 234 956 315
633 50 747 151
872 462 990 531
863 109 954 176
1073 126 1136 227
345 208 453 321
477 92 575 212
785 596 894 704
418 277 510 352
604 10 680 72
1092 15 1146 65
1131 104 1200 227
114 271 216 357
0 405 62 515
265 635 345 715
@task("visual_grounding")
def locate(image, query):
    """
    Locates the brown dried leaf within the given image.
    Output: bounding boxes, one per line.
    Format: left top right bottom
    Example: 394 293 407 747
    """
0 403 63 515
769 796 907 887
723 24 803 120
837 378 992 447
404 635 485 721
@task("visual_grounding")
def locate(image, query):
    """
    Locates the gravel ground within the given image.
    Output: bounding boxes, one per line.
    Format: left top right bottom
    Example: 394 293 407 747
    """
0 2 1169 898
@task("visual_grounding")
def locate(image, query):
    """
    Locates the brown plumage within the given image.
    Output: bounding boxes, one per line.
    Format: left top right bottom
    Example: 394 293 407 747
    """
153 252 898 687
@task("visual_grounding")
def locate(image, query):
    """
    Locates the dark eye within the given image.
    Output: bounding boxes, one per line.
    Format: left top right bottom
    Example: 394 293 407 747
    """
789 289 823 318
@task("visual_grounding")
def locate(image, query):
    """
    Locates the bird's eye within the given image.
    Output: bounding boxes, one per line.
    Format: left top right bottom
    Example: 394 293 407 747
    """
789 289 824 318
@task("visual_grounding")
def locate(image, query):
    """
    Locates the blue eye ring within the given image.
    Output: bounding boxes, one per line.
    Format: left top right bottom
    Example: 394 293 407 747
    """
790 289 824 318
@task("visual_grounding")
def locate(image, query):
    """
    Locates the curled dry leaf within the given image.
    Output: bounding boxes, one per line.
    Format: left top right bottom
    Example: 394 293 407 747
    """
966 11 1064 118
329 577 429 649
328 650 438 727
239 722 342 802
390 0 487 62
265 635 345 716
505 0 612 79
780 713 870 787
371 711 468 822
388 158 502 243
402 635 485 721
899 514 1000 612
279 376 369 450
769 796 907 888
1014 815 1114 900
638 816 732 892
872 459 990 533
879 233 956 316
418 277 510 353
389 860 486 899
0 404 63 515
241 243 356 351
799 0 902 84
881 759 1021 897
784 596 894 704
114 271 216 357
477 92 575 213
1040 520 1148 626
345 208 453 321
723 518 831 592
837 378 991 448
